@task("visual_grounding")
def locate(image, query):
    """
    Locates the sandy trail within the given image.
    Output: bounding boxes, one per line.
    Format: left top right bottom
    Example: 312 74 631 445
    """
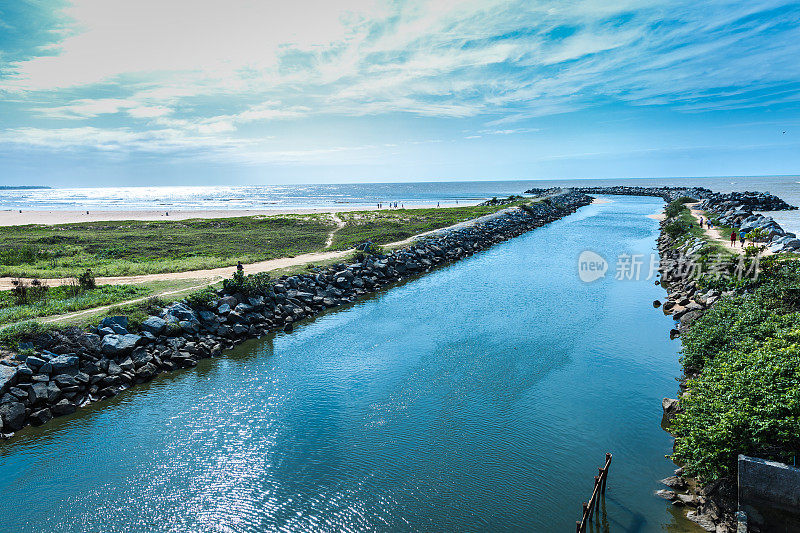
687 203 772 256
0 204 530 327
325 213 345 249
0 204 522 291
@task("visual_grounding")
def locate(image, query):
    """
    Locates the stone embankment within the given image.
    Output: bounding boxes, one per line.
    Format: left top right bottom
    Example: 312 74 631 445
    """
0 192 592 438
568 185 800 253
564 185 797 211
655 223 741 532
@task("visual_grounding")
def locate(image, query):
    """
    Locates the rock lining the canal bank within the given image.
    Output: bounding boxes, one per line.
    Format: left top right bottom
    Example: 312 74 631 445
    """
0 192 592 438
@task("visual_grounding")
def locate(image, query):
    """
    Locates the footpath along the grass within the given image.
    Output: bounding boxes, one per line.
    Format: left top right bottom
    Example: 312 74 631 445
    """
0 203 522 280
0 202 530 330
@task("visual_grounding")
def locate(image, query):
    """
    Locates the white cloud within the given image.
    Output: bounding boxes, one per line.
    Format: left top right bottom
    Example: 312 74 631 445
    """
1 0 799 159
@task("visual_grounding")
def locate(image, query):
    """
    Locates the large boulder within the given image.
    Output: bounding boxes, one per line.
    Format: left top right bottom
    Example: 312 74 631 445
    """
100 334 141 357
51 399 77 417
40 355 79 376
164 303 198 323
140 316 166 335
0 401 26 431
0 365 17 395
100 316 129 334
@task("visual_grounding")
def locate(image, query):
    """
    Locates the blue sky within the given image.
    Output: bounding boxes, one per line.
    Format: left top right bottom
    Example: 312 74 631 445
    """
1 0 799 186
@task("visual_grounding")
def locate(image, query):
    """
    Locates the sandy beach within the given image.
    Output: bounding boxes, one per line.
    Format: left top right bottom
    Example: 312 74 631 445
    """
0 201 481 226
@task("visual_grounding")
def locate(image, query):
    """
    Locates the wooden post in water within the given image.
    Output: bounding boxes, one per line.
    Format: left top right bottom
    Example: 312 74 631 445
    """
576 453 613 533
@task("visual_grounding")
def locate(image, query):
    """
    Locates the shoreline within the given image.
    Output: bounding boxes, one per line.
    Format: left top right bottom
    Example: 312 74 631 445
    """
0 201 481 226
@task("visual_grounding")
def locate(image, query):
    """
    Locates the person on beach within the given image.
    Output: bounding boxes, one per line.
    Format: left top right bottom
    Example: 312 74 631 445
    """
730 231 736 246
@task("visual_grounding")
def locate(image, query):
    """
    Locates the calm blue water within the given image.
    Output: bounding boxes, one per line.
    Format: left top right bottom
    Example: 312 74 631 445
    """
0 196 696 531
2 175 799 216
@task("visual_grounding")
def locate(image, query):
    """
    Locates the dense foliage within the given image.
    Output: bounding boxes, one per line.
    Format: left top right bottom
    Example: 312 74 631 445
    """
222 271 272 296
672 256 800 481
664 196 694 218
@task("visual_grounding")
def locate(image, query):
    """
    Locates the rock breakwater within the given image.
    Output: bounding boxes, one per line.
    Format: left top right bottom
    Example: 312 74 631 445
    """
0 192 592 438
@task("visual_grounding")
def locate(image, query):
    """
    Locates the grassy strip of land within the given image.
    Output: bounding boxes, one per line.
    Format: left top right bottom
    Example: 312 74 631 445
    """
0 213 336 278
330 202 527 250
0 204 522 279
0 284 151 326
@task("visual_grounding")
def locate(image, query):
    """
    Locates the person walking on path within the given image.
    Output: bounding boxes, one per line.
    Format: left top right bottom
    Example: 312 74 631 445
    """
237 261 244 273
739 230 747 247
730 231 736 246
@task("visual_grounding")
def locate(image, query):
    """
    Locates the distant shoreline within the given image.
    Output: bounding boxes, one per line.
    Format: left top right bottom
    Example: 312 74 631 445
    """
0 200 482 226
0 186 50 190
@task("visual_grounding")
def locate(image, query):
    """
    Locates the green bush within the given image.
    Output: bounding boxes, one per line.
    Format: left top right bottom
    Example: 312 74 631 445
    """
664 197 693 218
222 271 272 296
680 293 799 369
186 287 217 309
672 332 800 481
78 269 96 290
673 257 800 480
663 219 689 239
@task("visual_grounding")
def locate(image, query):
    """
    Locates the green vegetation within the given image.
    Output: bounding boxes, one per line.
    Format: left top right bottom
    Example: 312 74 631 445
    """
671 256 800 481
331 203 522 250
0 214 335 278
0 283 150 326
222 271 272 297
0 205 517 279
664 196 695 218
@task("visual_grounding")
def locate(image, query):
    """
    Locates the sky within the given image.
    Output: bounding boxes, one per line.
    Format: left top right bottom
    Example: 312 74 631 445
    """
1 0 799 186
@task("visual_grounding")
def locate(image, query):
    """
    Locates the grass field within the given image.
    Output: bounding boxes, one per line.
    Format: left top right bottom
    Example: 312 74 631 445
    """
0 214 336 278
0 204 521 278
0 284 151 326
330 203 525 250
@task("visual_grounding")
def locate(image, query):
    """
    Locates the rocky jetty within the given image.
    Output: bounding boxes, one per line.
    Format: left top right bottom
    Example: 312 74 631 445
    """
565 184 799 253
564 185 797 211
0 192 592 438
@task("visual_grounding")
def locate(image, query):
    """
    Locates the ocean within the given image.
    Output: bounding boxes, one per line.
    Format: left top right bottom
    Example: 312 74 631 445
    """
2 175 800 233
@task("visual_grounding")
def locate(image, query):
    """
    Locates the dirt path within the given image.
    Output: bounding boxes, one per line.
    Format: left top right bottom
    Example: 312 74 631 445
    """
325 213 345 249
0 205 524 291
686 203 773 256
40 280 214 325
686 203 743 254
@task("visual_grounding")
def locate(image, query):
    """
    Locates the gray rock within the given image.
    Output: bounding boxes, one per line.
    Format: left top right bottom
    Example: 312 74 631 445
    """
0 365 17 395
686 511 716 531
25 355 47 371
0 401 26 431
140 316 166 335
165 303 197 322
217 303 231 315
53 374 79 389
29 408 53 427
655 489 677 500
51 399 77 416
660 475 688 489
41 355 79 375
100 334 141 356
29 382 50 405
101 316 129 330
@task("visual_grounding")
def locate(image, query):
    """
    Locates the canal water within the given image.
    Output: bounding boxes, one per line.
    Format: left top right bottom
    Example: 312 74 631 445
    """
0 196 697 532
